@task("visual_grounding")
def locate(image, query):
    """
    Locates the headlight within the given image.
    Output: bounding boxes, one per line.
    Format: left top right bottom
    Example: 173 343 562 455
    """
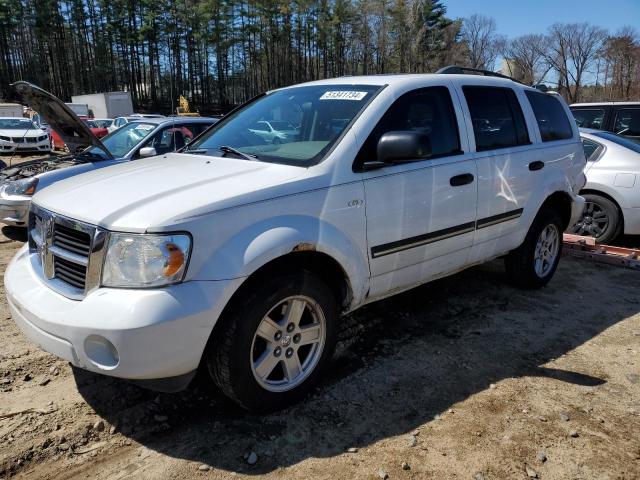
4 178 39 196
102 233 191 288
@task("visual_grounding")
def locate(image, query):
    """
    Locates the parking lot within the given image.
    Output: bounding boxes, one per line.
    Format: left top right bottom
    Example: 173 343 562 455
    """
1 223 639 479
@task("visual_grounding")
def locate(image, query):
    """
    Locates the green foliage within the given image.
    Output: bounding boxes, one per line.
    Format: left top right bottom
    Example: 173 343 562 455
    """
0 0 459 112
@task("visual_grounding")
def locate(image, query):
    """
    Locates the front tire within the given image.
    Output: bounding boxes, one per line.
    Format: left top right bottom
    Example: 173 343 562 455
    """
206 271 337 411
505 208 563 289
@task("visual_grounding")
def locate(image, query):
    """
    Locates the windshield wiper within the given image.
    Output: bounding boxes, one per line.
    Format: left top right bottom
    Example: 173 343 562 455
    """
183 148 209 155
218 145 259 161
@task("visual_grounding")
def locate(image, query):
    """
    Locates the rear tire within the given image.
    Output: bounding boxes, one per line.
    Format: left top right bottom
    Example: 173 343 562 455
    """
570 193 621 244
505 207 563 289
206 271 337 412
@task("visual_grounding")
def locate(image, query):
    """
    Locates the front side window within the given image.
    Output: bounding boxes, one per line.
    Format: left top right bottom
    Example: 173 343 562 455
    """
463 86 530 151
525 91 573 142
614 108 640 138
145 126 188 155
571 108 605 130
354 86 461 168
187 84 382 166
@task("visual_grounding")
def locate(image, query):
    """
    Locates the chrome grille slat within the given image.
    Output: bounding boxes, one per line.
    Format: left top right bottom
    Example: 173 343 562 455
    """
52 237 91 256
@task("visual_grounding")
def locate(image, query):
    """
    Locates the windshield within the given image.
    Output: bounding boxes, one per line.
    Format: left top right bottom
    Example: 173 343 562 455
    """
593 131 640 153
86 121 157 159
0 118 37 130
187 84 382 166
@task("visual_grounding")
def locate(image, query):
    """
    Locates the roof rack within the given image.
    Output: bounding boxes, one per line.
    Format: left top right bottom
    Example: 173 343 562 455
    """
436 65 522 84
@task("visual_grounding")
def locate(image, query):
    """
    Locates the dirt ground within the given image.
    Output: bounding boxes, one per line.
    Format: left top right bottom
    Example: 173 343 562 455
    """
0 218 639 480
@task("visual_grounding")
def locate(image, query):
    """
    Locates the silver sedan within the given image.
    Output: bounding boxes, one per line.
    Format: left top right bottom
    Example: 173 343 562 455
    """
571 129 640 243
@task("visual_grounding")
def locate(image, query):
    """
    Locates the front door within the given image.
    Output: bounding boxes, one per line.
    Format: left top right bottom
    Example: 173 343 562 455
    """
359 85 478 298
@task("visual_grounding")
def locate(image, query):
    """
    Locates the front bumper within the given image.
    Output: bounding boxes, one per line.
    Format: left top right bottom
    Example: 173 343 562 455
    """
0 140 51 153
5 246 243 390
569 194 586 228
0 197 30 225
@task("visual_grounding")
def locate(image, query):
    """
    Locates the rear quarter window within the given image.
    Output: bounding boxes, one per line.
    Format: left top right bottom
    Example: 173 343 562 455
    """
525 91 574 141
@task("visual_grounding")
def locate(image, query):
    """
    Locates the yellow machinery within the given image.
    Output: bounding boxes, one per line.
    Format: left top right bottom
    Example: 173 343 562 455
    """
176 95 200 117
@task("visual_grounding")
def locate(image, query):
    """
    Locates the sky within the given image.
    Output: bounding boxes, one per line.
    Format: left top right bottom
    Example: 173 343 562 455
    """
445 0 640 38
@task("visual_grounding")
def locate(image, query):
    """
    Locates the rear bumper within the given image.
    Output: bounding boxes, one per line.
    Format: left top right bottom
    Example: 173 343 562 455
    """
622 207 640 235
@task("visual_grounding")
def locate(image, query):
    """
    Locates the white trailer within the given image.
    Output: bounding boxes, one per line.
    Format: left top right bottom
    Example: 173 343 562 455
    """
71 92 133 119
0 103 23 117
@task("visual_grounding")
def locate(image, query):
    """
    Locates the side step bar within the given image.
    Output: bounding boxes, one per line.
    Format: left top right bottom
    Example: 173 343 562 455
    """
562 233 640 270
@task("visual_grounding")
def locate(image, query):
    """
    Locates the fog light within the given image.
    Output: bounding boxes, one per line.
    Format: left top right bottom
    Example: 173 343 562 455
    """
84 335 119 369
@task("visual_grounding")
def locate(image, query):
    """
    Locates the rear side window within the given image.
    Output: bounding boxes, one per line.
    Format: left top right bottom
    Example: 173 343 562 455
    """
354 86 460 168
614 108 640 137
525 91 574 141
463 86 529 151
571 108 605 129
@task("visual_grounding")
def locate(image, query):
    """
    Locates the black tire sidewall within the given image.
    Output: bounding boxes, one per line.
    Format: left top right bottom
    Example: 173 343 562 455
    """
209 272 337 411
507 208 564 288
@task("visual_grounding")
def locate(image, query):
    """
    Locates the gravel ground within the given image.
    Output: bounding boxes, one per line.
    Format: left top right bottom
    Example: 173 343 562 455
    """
0 223 639 480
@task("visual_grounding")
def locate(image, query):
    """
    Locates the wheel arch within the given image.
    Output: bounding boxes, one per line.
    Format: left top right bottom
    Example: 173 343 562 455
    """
540 190 573 230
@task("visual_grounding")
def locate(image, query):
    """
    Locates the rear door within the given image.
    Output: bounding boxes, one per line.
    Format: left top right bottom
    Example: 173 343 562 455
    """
360 84 478 298
454 84 540 262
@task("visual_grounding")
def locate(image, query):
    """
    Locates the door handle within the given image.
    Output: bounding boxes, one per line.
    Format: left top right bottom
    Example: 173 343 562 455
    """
529 161 545 171
450 173 474 187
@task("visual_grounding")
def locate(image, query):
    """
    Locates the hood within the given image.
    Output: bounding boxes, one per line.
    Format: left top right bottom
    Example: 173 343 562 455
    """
33 153 309 231
8 81 113 159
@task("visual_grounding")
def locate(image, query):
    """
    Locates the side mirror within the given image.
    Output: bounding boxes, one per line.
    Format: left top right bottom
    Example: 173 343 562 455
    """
376 131 431 164
138 147 157 158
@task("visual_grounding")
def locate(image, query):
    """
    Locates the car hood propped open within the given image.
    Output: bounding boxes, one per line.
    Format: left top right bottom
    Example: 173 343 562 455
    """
8 81 113 159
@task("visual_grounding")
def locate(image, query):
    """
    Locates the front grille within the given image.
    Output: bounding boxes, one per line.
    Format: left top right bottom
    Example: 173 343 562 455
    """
53 224 91 256
29 205 106 299
54 256 87 289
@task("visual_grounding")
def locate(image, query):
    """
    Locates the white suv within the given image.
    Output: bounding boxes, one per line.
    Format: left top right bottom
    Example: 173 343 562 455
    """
5 71 586 411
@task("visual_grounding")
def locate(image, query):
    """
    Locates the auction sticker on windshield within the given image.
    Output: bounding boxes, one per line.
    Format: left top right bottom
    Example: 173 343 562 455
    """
320 91 368 101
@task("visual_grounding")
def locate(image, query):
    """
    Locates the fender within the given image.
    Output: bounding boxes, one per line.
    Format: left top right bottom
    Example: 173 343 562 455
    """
190 214 370 307
515 169 576 247
582 180 628 209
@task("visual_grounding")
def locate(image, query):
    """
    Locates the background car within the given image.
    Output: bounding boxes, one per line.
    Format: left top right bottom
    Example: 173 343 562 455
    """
108 114 165 133
571 129 640 242
0 81 217 226
248 120 299 144
571 102 640 144
0 117 50 155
